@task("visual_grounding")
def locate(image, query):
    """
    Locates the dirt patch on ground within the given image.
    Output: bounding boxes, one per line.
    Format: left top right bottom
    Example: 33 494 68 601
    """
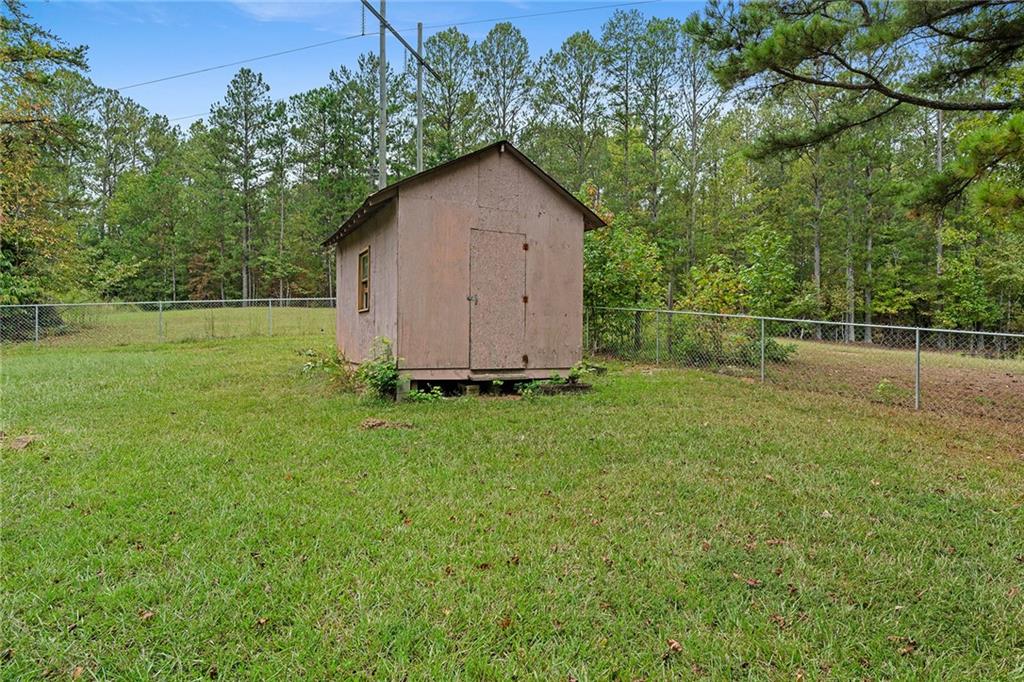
603 339 1023 437
2 433 41 450
536 382 592 396
359 418 413 431
762 341 1023 431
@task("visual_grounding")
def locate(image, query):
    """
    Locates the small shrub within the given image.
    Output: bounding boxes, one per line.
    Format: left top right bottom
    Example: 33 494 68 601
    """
567 361 597 384
356 338 399 400
407 385 444 403
298 347 355 392
517 380 541 398
763 337 795 363
666 322 794 368
873 378 910 405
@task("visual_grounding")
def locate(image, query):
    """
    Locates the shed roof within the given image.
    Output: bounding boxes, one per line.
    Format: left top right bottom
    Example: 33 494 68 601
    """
321 140 607 247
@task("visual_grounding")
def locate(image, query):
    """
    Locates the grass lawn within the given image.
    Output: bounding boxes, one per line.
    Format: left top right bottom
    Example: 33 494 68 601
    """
7 303 333 347
2 337 1023 679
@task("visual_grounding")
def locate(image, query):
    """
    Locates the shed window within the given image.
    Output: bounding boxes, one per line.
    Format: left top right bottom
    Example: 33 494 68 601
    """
357 247 370 312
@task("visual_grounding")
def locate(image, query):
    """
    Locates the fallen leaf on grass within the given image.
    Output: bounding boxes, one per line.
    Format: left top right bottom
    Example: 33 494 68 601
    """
359 418 412 430
255 617 269 628
6 434 39 451
769 613 787 629
732 572 763 588
661 638 683 660
138 609 155 621
888 635 918 655
498 616 511 629
72 666 84 679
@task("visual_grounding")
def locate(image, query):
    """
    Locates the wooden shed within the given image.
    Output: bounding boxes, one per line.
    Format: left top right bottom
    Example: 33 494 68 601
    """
322 140 606 384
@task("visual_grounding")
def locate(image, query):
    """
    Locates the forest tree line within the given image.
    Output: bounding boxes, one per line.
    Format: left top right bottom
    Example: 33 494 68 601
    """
3 0 1023 332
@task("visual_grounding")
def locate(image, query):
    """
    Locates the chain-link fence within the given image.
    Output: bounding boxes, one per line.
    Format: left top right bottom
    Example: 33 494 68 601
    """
0 298 334 348
586 307 1024 433
6 300 1022 433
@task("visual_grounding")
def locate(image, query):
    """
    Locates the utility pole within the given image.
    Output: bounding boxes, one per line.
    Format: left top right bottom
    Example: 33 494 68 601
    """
416 21 424 173
377 0 387 189
360 0 438 182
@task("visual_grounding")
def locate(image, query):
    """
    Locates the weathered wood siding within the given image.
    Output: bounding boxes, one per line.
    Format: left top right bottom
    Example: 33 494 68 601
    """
396 146 584 376
335 201 398 363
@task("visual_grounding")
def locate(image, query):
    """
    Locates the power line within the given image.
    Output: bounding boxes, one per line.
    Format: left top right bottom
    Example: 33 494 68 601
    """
116 34 366 90
168 112 210 123
418 0 661 32
118 0 661 92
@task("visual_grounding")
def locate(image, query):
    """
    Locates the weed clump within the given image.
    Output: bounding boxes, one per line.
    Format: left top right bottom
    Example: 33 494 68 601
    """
299 347 355 392
356 337 400 400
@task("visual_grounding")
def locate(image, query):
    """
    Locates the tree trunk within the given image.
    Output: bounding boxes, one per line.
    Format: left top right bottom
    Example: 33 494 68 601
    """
219 233 227 301
864 166 873 343
845 171 856 343
812 150 823 340
935 109 944 277
864 228 873 344
279 182 286 300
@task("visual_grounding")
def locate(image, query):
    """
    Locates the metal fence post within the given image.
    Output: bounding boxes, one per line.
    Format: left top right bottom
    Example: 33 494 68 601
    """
34 304 40 347
584 308 589 354
158 300 164 341
655 311 660 364
914 328 921 410
760 317 766 382
268 299 273 336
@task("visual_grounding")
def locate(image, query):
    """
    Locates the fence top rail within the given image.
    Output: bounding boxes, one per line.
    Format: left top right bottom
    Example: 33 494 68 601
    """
0 297 335 310
590 306 1024 340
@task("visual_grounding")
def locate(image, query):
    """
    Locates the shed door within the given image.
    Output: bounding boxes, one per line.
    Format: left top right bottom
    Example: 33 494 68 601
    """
470 229 526 370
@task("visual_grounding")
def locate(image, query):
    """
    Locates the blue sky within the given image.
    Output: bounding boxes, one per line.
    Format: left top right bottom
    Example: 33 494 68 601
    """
28 1 704 125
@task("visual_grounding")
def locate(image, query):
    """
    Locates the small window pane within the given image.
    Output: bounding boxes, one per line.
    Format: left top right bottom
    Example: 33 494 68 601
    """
357 247 370 312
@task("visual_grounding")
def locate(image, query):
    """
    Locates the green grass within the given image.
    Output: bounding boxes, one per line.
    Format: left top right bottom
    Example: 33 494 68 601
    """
9 303 333 347
2 338 1023 679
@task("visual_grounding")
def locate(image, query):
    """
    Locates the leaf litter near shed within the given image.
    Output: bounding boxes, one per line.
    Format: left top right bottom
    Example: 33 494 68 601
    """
359 418 413 430
3 433 41 451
